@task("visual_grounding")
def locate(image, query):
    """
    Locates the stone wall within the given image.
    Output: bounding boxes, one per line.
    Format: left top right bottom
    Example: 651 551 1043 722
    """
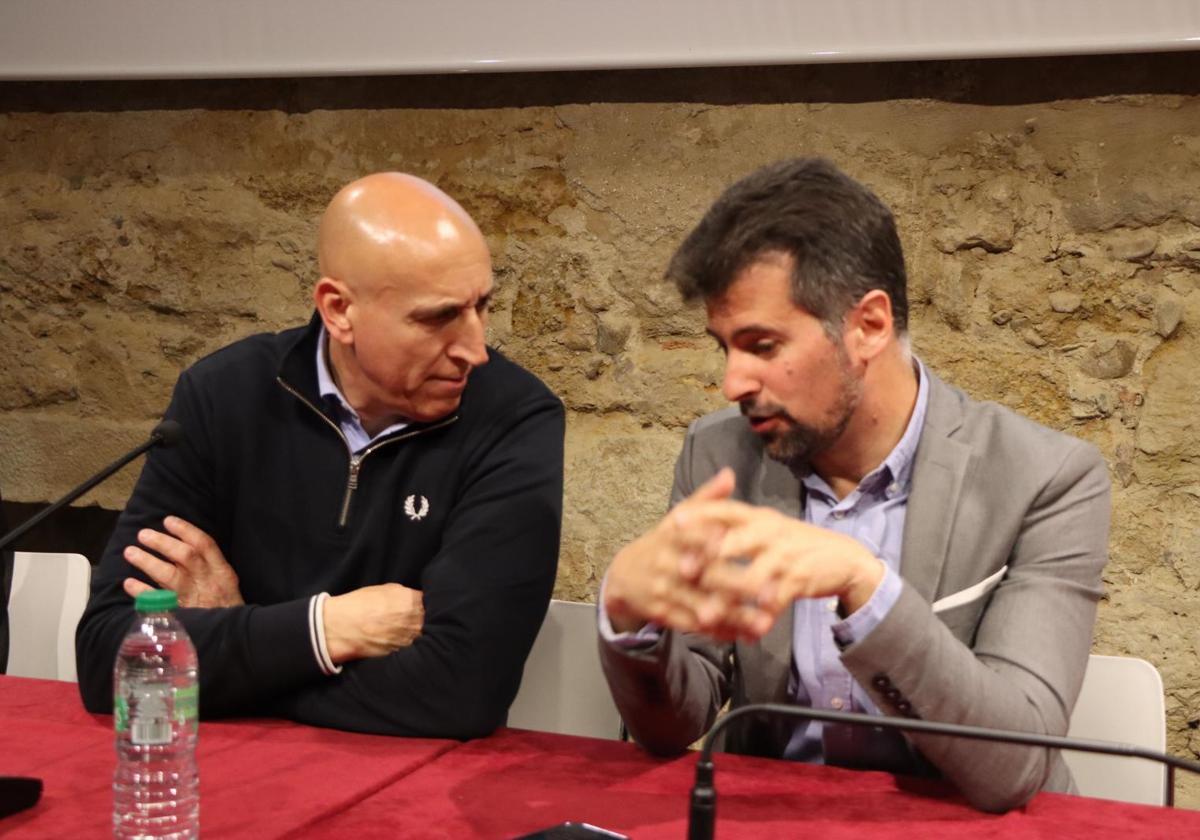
3 54 1200 802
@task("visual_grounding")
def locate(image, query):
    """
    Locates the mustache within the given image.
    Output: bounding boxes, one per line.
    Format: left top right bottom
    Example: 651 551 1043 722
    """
739 401 794 423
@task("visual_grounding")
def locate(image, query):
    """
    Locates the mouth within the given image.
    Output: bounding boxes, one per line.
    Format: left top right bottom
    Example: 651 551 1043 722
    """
746 414 783 435
430 373 470 391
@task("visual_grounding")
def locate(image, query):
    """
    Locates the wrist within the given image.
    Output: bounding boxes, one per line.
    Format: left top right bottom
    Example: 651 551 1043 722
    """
321 593 358 665
838 553 885 617
602 568 647 634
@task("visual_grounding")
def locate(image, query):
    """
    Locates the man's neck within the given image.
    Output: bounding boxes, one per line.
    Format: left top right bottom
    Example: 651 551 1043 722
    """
811 350 920 500
326 339 402 437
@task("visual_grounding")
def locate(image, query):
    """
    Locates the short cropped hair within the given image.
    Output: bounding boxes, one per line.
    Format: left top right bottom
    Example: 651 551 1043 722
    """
666 157 908 335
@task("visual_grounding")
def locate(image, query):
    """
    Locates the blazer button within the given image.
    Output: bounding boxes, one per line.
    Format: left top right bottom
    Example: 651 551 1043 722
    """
872 675 890 690
896 700 912 714
884 689 901 702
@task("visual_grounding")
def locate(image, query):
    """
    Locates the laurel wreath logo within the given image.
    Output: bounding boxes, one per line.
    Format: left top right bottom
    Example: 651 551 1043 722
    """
404 494 430 521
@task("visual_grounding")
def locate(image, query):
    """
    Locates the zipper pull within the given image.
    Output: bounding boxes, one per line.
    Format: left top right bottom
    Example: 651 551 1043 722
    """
338 455 362 529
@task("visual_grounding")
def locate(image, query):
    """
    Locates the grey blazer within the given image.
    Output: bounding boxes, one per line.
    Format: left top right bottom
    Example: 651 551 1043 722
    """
600 369 1111 812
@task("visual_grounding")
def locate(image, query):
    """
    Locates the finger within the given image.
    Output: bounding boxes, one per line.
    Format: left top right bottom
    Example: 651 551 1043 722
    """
124 544 181 589
689 467 737 504
739 608 777 640
699 554 770 600
679 499 762 533
655 604 701 634
712 516 787 566
663 519 725 580
644 582 710 632
136 528 199 570
162 516 219 558
123 578 155 599
671 470 735 525
695 594 775 641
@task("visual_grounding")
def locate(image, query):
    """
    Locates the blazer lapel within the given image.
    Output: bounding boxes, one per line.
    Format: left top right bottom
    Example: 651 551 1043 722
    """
744 450 801 702
901 371 972 603
751 455 803 520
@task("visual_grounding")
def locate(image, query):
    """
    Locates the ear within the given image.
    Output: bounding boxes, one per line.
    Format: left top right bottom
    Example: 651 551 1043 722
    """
843 289 894 363
314 277 354 345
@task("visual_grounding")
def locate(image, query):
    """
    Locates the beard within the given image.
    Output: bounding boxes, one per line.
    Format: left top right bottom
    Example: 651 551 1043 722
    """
740 350 862 474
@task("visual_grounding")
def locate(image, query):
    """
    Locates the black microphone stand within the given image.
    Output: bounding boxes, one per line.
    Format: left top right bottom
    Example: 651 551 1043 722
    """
0 420 182 553
687 703 1200 840
0 419 181 820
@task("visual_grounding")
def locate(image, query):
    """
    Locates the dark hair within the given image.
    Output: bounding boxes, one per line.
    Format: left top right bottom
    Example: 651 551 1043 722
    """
666 157 908 335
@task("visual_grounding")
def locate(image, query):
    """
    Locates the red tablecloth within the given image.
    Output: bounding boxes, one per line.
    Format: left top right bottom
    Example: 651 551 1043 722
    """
292 727 1200 839
4 675 1200 838
0 676 457 837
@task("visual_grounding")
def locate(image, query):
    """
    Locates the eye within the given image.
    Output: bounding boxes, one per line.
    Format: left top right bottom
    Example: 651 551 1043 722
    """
418 308 458 327
749 340 778 357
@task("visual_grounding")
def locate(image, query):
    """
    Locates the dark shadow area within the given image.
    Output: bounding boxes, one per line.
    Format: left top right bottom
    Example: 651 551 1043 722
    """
1 51 1199 113
0 500 117 566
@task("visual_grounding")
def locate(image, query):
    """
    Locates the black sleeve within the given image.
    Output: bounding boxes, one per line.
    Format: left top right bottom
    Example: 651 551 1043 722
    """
75 370 323 717
271 393 565 738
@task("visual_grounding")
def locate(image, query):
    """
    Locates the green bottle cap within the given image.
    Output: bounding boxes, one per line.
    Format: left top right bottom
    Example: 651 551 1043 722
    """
134 589 178 613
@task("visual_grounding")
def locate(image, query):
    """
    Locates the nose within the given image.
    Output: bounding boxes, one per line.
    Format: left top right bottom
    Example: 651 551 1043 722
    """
450 308 489 368
721 352 760 404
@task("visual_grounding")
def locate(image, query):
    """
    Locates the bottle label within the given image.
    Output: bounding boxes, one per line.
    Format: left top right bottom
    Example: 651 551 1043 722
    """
131 687 172 746
114 694 129 734
174 684 199 732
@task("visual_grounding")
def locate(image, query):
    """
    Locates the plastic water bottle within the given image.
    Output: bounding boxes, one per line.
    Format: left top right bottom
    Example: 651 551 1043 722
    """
113 589 199 839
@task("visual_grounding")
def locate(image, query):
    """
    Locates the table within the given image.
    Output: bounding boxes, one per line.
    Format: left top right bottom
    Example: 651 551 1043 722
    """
4 675 1200 838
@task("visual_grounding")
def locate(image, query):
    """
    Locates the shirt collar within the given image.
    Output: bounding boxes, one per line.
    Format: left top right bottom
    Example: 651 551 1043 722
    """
879 357 929 493
315 325 354 416
315 325 409 449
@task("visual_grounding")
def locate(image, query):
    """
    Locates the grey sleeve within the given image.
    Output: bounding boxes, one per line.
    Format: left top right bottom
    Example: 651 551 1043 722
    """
840 441 1111 812
598 420 735 755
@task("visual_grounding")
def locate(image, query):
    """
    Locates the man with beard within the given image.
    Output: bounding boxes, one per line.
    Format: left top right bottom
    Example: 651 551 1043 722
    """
597 158 1110 813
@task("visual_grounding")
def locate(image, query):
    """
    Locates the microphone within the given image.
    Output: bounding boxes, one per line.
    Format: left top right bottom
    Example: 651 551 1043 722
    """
687 703 1200 840
0 420 183 553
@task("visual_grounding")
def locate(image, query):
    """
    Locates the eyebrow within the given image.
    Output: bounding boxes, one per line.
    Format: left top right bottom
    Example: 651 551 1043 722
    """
706 324 777 346
411 289 493 321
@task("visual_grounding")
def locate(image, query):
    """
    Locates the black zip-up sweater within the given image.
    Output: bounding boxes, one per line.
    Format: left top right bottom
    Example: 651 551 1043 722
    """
76 315 564 738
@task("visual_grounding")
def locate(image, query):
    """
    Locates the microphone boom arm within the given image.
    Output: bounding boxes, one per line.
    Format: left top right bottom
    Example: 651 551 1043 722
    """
689 703 1200 839
0 421 180 553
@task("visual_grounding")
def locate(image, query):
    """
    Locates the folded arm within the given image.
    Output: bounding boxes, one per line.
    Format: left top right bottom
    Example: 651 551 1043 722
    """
270 396 564 737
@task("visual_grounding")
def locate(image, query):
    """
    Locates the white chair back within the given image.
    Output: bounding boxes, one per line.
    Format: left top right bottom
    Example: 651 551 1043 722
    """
508 599 623 740
1065 654 1167 805
6 552 91 682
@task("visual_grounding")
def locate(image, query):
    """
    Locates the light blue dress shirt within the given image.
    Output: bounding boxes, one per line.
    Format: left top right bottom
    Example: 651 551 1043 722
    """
783 360 928 763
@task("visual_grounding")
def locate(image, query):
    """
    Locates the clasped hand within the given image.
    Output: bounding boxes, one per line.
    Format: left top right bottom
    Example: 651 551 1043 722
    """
604 468 884 641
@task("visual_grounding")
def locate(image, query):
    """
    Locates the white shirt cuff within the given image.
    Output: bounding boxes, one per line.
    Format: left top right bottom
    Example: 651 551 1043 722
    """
308 592 343 676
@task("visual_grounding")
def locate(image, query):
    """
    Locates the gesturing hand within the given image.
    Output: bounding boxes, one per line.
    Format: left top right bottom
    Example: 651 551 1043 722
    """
603 468 770 640
123 516 245 608
688 500 885 637
323 583 425 664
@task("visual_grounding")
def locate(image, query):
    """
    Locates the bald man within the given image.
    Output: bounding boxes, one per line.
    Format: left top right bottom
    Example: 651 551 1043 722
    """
75 174 565 737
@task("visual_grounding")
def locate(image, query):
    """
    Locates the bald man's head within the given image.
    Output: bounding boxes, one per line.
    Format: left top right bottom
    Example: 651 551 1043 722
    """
317 173 488 297
313 173 494 427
